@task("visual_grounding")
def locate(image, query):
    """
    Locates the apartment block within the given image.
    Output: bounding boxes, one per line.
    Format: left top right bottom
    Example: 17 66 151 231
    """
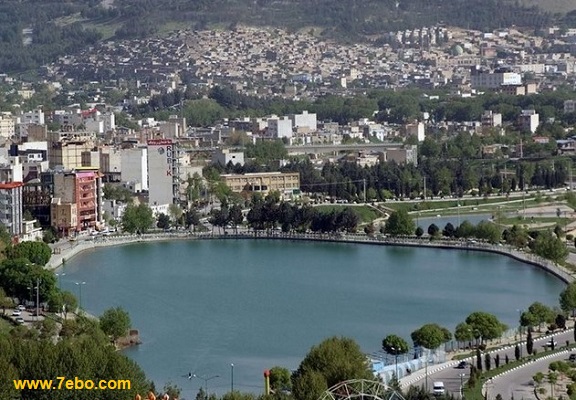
0 182 23 237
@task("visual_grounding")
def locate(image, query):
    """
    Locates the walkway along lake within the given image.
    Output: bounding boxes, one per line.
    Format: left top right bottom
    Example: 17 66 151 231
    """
57 235 568 397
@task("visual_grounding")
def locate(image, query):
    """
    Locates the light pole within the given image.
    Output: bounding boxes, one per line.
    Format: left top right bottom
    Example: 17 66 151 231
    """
193 374 219 395
459 373 465 398
390 347 399 379
75 281 86 310
35 278 40 318
230 363 234 392
517 308 523 358
55 272 66 289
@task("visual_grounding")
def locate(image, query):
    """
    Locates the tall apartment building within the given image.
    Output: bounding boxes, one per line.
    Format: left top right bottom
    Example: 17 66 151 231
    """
290 111 317 131
518 109 540 134
147 139 179 210
121 147 148 191
19 109 45 125
0 182 23 237
48 131 96 169
481 110 503 128
0 112 15 139
52 169 103 233
267 116 293 139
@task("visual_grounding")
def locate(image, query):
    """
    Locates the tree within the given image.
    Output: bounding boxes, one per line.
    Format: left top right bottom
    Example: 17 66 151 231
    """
559 282 576 316
121 203 155 234
384 210 415 236
157 213 171 230
527 329 534 355
484 352 491 371
382 334 410 357
411 323 451 350
269 366 292 392
5 241 52 266
465 311 507 343
454 322 474 347
427 223 440 238
415 226 424 237
532 230 568 263
514 344 520 361
442 223 456 238
476 348 482 371
526 302 555 331
292 337 372 400
495 353 500 368
100 307 131 342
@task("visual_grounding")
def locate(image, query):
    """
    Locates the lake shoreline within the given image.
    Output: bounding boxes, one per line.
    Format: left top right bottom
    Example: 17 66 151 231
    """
47 232 575 284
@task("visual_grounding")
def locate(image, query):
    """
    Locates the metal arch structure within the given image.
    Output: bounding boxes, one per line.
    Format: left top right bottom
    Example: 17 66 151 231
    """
318 379 405 400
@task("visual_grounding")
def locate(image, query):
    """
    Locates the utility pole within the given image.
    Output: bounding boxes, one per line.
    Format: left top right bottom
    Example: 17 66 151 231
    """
35 278 40 318
423 177 426 200
363 178 366 203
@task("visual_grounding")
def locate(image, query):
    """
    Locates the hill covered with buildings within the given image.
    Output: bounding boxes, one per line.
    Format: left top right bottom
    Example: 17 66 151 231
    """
1 0 575 73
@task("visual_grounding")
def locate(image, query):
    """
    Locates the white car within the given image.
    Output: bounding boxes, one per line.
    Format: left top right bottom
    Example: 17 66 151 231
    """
11 310 22 316
545 339 557 347
15 317 24 324
17 304 25 311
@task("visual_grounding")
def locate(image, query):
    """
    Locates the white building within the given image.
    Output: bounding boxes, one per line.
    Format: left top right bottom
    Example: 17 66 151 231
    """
19 109 45 125
121 147 148 191
405 122 426 141
0 112 15 138
212 148 245 167
481 110 503 128
267 116 293 139
147 139 178 207
290 111 317 131
518 109 540 134
470 71 522 89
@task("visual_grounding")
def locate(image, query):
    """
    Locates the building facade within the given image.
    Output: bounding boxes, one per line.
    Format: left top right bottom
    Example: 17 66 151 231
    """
147 139 179 208
221 172 300 198
0 182 23 237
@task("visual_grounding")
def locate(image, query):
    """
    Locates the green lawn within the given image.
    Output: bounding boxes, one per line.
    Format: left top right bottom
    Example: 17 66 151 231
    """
496 216 570 226
314 205 383 223
385 196 537 214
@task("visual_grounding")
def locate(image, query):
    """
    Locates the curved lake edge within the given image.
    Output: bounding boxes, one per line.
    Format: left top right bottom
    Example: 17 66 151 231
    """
48 232 574 284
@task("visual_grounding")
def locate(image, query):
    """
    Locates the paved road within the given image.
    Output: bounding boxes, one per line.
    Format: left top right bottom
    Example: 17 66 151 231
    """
402 329 574 397
488 349 574 400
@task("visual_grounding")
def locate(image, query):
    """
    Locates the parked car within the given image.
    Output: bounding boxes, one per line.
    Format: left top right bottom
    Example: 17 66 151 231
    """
15 317 24 324
11 310 21 316
432 382 445 396
17 305 25 311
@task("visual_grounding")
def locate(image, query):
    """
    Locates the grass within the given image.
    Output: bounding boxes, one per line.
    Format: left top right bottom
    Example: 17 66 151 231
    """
385 196 537 214
314 205 383 223
0 315 15 334
496 216 570 226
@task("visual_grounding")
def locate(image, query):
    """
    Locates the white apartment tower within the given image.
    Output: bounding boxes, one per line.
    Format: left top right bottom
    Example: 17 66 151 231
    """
121 147 148 191
147 139 179 209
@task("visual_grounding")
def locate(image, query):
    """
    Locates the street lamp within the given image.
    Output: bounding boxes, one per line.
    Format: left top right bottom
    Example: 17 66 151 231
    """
55 272 66 289
459 373 466 398
517 308 523 358
192 374 219 395
75 281 86 310
230 363 234 392
390 347 399 379
34 278 41 318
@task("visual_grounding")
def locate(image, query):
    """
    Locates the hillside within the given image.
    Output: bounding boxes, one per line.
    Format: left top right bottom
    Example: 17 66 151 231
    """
0 0 574 74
